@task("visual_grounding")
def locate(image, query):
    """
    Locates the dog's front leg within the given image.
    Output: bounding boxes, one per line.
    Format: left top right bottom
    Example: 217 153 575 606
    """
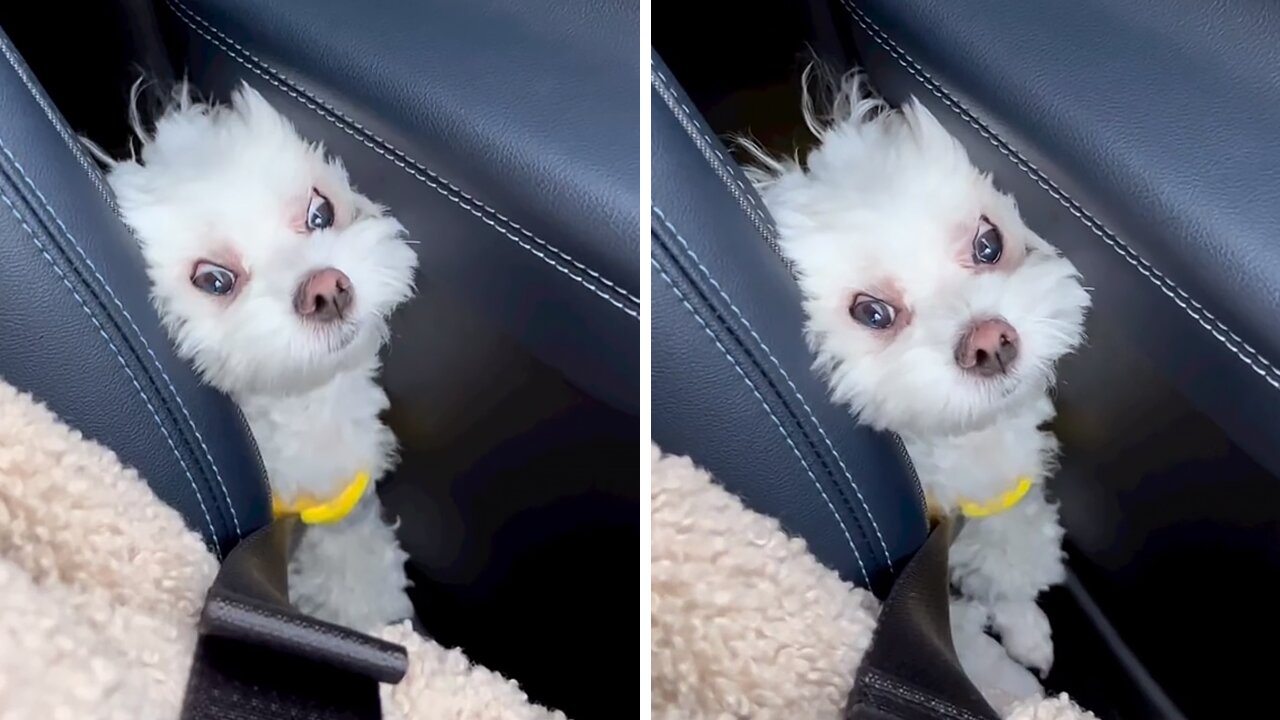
288 495 414 632
950 598 1044 711
947 485 1066 675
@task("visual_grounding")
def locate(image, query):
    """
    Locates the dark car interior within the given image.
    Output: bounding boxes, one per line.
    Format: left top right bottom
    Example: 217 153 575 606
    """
0 1 639 717
655 0 1280 718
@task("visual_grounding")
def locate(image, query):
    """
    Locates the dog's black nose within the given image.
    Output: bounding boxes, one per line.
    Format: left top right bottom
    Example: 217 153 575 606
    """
295 268 353 322
956 318 1019 376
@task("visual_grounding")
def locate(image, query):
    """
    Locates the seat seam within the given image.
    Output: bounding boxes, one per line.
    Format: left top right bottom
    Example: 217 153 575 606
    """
653 207 893 571
0 36 118 213
166 0 639 320
0 140 242 538
653 253 870 586
838 0 1280 390
650 63 777 242
0 185 222 558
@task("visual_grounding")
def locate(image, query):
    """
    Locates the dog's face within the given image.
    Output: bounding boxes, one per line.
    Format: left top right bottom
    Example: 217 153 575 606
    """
756 91 1089 436
108 84 418 396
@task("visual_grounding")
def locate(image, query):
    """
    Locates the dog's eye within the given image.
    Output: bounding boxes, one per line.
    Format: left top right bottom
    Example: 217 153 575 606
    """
191 262 236 296
307 190 334 230
972 217 1003 265
849 295 895 330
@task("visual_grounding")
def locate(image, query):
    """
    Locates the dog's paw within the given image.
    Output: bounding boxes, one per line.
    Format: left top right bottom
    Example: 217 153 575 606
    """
949 597 991 635
991 600 1053 676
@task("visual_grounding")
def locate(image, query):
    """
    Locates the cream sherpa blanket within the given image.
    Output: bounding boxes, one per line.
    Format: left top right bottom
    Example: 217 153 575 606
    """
650 444 1096 720
0 379 563 720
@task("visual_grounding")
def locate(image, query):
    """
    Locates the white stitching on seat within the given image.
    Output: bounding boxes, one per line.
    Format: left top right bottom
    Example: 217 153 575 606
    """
837 0 1280 391
0 188 222 558
650 64 775 234
166 0 639 319
653 207 894 571
653 257 870 585
0 140 242 537
0 38 117 213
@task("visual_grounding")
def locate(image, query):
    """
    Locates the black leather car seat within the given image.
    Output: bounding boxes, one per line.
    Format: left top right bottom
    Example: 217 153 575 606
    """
0 28 270 558
650 52 927 598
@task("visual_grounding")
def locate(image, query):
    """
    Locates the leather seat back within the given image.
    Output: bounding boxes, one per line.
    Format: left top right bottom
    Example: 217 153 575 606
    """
650 53 926 595
0 30 270 558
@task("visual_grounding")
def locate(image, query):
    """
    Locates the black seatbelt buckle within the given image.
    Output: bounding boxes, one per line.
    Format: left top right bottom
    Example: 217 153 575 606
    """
181 517 409 720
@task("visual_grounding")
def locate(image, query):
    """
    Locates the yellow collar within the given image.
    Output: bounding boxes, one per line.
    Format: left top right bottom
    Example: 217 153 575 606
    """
271 471 370 525
929 476 1034 520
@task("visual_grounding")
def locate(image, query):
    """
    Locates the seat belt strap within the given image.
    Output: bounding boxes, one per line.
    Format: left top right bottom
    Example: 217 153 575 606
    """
845 517 1000 720
180 516 408 720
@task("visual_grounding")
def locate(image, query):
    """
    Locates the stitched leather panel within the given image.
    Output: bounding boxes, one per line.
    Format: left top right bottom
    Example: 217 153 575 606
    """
651 54 926 594
167 0 640 413
0 31 270 557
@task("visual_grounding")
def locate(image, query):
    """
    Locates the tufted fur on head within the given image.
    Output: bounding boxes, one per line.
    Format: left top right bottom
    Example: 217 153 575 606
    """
740 68 1089 438
103 80 418 398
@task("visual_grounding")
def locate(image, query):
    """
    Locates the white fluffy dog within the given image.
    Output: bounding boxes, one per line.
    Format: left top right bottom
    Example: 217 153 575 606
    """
743 71 1090 694
98 82 419 632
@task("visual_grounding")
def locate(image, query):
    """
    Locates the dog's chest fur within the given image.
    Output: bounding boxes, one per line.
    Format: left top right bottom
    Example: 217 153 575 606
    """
237 365 396 503
902 394 1059 511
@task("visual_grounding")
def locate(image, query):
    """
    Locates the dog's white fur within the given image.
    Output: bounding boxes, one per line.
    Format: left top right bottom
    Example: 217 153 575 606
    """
101 82 419 631
743 70 1090 689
